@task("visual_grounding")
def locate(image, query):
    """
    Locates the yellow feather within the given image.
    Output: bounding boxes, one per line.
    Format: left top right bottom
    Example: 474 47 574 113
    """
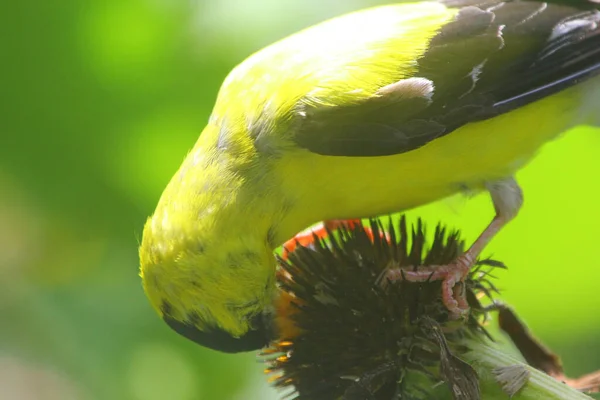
274 80 597 244
139 1 599 338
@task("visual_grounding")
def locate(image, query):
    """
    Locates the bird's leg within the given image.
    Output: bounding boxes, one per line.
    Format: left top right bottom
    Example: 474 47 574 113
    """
382 177 523 317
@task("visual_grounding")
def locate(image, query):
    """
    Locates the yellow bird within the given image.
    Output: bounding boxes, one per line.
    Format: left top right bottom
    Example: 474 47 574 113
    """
139 0 600 352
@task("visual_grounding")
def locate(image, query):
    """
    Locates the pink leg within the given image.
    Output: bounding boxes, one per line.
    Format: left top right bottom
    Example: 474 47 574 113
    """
381 178 523 317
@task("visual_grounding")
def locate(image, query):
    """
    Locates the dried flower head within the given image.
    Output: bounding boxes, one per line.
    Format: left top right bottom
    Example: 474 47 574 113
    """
263 216 506 400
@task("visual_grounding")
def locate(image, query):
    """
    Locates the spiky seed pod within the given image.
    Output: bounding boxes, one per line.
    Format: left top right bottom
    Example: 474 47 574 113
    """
262 216 506 400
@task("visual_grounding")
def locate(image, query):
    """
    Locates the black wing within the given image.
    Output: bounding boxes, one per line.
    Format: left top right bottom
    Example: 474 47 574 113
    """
294 0 600 157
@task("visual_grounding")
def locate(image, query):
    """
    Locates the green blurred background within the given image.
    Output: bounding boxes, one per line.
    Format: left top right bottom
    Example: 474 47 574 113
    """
1 0 599 399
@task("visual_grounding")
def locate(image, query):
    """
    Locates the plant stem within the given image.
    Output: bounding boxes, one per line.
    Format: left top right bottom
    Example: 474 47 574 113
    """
461 339 593 400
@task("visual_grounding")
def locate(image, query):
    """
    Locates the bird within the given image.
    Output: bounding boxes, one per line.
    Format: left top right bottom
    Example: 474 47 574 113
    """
139 0 600 353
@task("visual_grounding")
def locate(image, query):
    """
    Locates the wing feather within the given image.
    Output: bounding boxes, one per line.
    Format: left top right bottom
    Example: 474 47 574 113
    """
293 0 600 157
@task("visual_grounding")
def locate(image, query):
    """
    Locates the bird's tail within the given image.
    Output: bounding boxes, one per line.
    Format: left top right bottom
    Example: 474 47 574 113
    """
581 73 600 127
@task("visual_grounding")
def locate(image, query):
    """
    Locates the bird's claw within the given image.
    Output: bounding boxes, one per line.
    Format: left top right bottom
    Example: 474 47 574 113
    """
284 221 476 319
380 254 475 319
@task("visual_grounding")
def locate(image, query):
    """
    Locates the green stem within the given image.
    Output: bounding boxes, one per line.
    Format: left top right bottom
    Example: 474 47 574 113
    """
462 339 593 400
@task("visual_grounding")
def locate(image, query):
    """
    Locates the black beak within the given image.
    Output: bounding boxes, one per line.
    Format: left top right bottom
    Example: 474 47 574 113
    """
163 313 272 353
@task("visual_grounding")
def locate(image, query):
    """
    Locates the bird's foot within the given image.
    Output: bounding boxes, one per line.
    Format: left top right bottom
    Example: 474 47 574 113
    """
284 220 476 318
379 254 475 318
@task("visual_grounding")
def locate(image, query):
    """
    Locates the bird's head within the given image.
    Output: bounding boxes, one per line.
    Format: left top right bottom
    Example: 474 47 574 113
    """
138 214 277 353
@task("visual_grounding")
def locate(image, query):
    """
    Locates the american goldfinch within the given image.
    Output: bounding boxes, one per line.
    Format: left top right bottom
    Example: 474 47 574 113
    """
139 0 600 352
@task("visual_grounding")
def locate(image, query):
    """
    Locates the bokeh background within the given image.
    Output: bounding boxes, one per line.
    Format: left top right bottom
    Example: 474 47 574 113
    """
2 0 600 399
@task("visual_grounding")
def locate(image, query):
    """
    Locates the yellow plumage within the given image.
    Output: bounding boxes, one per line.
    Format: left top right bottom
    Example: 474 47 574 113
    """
139 1 600 351
276 85 590 239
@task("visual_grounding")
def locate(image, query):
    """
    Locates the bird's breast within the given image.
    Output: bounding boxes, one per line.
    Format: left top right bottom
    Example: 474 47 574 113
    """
273 80 591 243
